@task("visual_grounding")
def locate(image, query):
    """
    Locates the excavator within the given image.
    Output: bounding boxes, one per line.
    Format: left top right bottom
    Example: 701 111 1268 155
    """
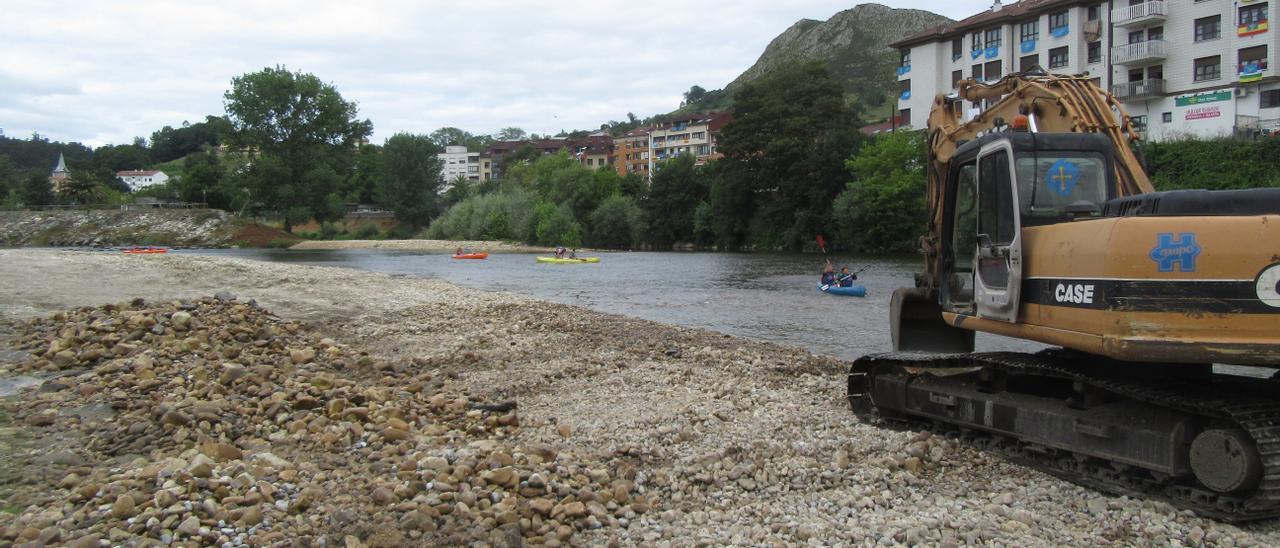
847 69 1280 521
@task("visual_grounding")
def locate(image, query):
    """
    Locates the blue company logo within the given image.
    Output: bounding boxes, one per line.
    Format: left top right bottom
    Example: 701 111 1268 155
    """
1149 233 1201 272
1046 159 1080 196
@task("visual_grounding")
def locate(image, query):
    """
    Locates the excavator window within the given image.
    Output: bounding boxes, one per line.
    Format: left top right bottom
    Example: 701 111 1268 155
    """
946 162 979 308
1014 152 1108 225
977 149 1015 289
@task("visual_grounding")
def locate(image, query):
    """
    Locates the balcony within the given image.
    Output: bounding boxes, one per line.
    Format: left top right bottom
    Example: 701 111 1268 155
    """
1112 39 1167 65
1111 79 1165 101
1112 1 1166 28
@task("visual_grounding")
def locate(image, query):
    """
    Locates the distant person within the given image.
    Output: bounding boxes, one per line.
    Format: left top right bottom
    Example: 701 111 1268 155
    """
838 266 857 287
455 246 464 256
555 246 566 259
821 260 837 287
569 248 578 259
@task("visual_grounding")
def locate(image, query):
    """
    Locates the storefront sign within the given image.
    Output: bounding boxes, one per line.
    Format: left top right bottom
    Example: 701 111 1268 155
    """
1185 106 1222 120
1174 91 1232 106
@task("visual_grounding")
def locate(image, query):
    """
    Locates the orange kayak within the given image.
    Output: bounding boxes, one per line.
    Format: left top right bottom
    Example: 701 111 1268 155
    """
122 246 168 254
452 252 488 260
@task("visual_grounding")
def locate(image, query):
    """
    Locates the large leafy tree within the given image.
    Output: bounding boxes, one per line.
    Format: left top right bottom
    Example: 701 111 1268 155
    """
223 66 372 231
376 133 444 230
150 116 231 163
832 130 927 252
644 154 711 249
18 172 54 206
715 61 864 250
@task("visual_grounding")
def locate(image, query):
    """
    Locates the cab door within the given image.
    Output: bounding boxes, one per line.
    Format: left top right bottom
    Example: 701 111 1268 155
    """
974 141 1022 322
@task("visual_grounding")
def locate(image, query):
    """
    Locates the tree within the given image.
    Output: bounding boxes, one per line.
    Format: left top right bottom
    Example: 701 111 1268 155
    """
150 116 231 163
18 172 54 206
223 66 372 231
58 170 106 204
589 195 647 249
341 143 383 203
832 130 927 252
496 127 528 141
376 133 444 231
683 85 707 106
178 149 229 207
716 61 864 250
644 154 711 248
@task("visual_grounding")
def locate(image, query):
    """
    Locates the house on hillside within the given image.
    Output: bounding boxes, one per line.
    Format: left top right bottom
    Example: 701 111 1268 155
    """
437 145 481 188
116 170 169 191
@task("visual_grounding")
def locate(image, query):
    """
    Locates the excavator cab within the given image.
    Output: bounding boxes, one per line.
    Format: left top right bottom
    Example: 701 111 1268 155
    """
940 131 1116 319
892 129 1118 353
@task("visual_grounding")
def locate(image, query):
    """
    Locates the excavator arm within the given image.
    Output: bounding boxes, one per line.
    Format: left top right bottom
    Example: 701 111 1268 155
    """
918 72 1154 289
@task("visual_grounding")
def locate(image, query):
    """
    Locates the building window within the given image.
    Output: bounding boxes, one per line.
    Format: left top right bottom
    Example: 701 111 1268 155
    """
1239 4 1269 35
901 50 911 67
1131 115 1148 132
1020 21 1039 43
900 109 911 126
1049 11 1069 35
1239 45 1268 76
1196 15 1221 42
1194 55 1221 82
1162 112 1172 123
952 38 963 61
900 79 912 100
985 27 1002 49
1088 5 1101 22
1049 46 1069 68
1148 26 1164 41
972 31 983 53
984 60 1003 80
952 69 964 87
1087 41 1101 64
1262 89 1280 108
972 63 984 80
1020 54 1039 72
692 131 705 139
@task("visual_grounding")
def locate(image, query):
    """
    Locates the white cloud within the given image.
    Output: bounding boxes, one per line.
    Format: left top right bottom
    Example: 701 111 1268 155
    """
0 0 989 147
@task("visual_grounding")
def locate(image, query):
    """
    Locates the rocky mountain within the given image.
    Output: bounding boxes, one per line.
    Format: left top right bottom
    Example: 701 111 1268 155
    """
712 3 952 121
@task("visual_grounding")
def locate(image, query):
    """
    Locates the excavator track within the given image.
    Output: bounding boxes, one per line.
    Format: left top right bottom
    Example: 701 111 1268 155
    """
848 351 1280 522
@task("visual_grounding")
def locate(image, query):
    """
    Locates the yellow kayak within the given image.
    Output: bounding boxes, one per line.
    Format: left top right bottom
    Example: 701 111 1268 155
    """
536 257 600 264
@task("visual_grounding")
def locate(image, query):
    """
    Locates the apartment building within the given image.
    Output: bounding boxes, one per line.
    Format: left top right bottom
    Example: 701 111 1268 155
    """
647 112 733 174
893 0 1279 140
478 137 614 181
615 127 652 178
437 145 480 187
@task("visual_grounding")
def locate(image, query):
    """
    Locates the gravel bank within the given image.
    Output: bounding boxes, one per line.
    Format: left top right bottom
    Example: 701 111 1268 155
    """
289 239 556 253
1 249 1278 546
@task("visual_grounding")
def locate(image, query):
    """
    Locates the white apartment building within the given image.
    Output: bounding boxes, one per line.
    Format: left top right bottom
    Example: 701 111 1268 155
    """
646 112 733 175
893 0 1279 140
437 145 480 187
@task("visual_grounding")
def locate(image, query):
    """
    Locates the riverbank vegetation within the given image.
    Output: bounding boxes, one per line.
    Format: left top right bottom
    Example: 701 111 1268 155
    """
4 64 1279 252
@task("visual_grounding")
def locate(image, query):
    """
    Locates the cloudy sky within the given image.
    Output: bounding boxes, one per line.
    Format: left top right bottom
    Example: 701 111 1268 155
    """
1 1 990 147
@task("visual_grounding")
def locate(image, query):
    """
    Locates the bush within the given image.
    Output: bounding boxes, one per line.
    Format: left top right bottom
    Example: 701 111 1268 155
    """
1140 137 1280 190
533 202 581 247
588 195 647 249
831 130 927 253
424 189 539 242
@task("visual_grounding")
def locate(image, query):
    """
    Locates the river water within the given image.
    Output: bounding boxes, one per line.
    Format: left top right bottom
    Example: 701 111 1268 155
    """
177 249 1042 361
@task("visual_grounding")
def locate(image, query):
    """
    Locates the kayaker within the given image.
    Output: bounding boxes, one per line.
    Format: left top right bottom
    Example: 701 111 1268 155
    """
455 246 464 256
838 266 857 287
569 249 578 259
554 246 566 259
820 261 837 287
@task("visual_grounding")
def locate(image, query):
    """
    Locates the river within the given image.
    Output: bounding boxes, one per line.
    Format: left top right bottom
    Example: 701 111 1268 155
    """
177 249 1043 361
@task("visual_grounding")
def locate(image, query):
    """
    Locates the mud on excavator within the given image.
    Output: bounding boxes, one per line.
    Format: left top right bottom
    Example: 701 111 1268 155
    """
847 69 1280 521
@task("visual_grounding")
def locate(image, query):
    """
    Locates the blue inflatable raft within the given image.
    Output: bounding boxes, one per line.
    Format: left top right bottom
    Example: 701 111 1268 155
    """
819 283 867 297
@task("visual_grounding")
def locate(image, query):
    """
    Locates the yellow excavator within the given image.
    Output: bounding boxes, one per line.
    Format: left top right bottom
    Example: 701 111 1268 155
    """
848 69 1280 521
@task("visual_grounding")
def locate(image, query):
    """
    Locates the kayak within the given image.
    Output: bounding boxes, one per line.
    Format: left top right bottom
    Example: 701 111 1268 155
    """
122 246 168 254
537 257 600 264
819 283 866 297
452 252 488 260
